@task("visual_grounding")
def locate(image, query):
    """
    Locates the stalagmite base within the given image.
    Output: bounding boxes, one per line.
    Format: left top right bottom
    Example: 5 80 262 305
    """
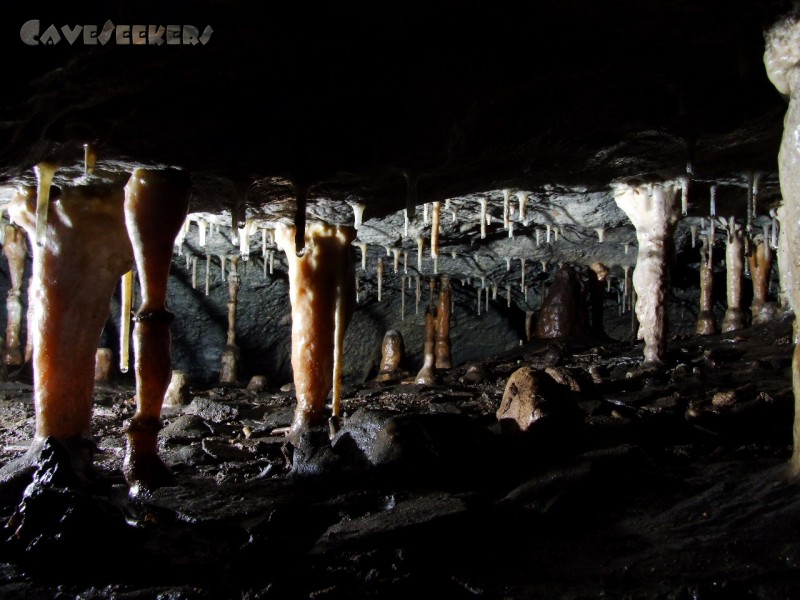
123 169 190 494
276 222 356 440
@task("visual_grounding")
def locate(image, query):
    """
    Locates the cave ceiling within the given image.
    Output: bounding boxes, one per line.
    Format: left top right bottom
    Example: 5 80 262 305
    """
0 0 793 288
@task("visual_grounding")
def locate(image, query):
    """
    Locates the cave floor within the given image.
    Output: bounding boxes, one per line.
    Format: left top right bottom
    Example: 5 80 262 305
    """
0 316 799 599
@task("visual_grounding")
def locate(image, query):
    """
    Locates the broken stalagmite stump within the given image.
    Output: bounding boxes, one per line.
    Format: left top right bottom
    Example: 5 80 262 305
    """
163 370 191 407
535 265 590 338
94 348 113 382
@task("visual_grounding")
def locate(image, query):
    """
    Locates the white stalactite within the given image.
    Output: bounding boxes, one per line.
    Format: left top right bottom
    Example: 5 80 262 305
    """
356 241 367 271
518 191 528 223
503 189 511 229
680 176 689 217
392 247 401 273
351 203 366 230
595 228 605 243
479 198 487 239
710 185 717 218
377 257 384 301
506 283 511 308
199 219 207 247
417 237 424 271
690 224 698 248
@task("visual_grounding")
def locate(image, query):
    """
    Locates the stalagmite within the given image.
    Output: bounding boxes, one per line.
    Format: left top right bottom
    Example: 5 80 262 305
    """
525 311 534 342
83 143 97 175
94 348 113 382
765 15 800 476
749 236 776 324
33 162 56 248
375 330 405 382
2 224 27 367
435 276 452 369
122 169 190 493
614 182 681 365
503 189 511 229
377 257 384 301
694 236 717 335
415 308 437 385
721 218 745 332
275 222 356 437
24 277 33 365
417 237 424 271
219 255 240 384
431 200 441 259
351 202 366 230
120 269 133 373
0 181 134 486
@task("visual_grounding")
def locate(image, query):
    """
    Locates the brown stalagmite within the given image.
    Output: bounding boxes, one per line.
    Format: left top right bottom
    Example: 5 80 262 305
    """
535 265 590 338
614 182 681 365
123 168 190 494
749 240 776 324
588 262 608 336
415 307 437 385
220 256 240 384
764 14 800 477
275 222 356 439
375 330 405 382
0 183 133 483
3 223 28 366
435 276 452 369
695 237 717 335
721 219 745 332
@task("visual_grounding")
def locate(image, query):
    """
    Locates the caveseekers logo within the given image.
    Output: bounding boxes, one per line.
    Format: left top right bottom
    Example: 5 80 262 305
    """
20 19 213 46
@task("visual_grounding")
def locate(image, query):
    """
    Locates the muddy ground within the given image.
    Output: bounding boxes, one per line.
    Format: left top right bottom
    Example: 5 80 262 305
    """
0 316 799 599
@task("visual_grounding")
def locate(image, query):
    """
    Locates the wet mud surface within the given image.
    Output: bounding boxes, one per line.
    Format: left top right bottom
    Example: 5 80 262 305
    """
0 317 799 599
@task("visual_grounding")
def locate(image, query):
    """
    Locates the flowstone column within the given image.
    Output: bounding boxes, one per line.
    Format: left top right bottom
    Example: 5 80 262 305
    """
614 182 681 366
764 14 800 477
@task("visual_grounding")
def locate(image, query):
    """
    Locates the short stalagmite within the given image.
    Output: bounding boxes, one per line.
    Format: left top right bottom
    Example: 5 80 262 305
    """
435 276 452 369
415 308 437 385
0 182 133 483
220 256 241 384
94 348 113 382
695 237 718 335
749 239 776 324
535 265 590 339
764 13 800 477
123 168 190 494
375 330 406 383
3 221 28 367
275 222 356 438
614 182 681 365
721 218 745 332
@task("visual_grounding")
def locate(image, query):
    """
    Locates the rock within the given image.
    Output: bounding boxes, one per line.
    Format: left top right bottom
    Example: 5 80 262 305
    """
711 390 738 408
280 382 295 392
160 415 209 443
263 406 295 430
185 397 239 423
459 362 489 384
535 265 590 339
164 370 191 407
544 366 587 393
496 367 582 433
201 438 253 462
246 375 269 392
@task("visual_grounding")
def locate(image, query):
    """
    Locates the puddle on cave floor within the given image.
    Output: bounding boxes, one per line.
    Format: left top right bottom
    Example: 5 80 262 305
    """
0 317 799 599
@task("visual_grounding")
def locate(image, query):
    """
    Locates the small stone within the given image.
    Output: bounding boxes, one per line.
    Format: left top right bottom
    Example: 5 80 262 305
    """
711 390 738 408
280 382 295 392
246 375 269 393
185 397 239 423
544 366 585 393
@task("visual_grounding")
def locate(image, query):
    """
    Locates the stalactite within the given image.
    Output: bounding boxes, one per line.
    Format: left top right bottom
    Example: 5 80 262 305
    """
520 257 526 288
392 247 401 273
479 198 489 240
220 254 227 282
546 224 552 243
431 201 441 259
403 250 408 274
507 283 512 308
198 219 207 247
680 176 689 217
423 202 429 226
503 189 511 230
506 256 512 272
525 311 533 342
417 237 424 271
401 274 407 320
710 185 717 218
356 241 368 271
377 257 384 301
268 250 274 275
206 255 211 295
415 276 421 315
191 256 198 289
355 272 360 303
518 191 528 223
508 220 515 239
351 202 366 230
485 286 490 312
185 252 191 270
477 287 482 315
595 228 605 243
404 210 409 238
492 282 498 300
33 162 56 248
535 229 541 247
83 143 97 175
554 227 560 242
690 224 698 248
